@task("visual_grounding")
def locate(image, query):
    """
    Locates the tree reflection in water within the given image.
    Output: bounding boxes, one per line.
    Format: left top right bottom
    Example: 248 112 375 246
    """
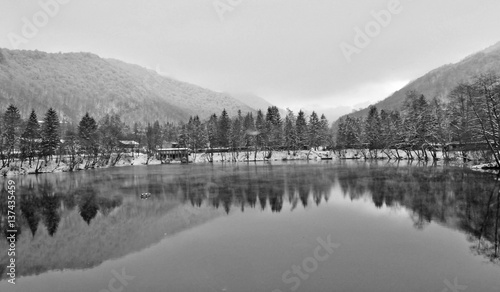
0 182 122 240
0 162 498 265
173 163 500 264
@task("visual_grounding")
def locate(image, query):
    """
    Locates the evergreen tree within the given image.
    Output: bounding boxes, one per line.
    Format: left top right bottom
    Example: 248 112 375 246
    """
230 112 244 152
319 114 330 148
190 116 207 152
207 114 219 149
308 111 321 150
218 109 231 148
255 110 266 149
379 109 391 151
78 112 98 159
20 110 41 165
336 117 347 149
242 112 256 148
344 116 362 148
364 106 382 152
296 110 308 150
284 109 297 150
41 108 60 159
2 105 22 164
389 110 404 155
265 106 283 149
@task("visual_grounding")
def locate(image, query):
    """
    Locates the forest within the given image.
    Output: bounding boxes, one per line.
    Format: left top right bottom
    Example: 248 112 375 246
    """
336 72 500 166
1 72 500 171
0 103 332 171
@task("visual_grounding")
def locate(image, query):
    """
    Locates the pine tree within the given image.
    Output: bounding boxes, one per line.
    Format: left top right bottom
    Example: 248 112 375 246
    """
230 113 243 152
78 112 98 159
20 110 41 165
379 109 391 152
389 110 404 157
218 109 231 148
242 112 256 148
284 109 297 151
308 111 321 150
2 105 22 164
336 117 347 149
41 108 60 159
364 106 382 153
265 106 283 149
207 114 219 149
296 110 308 149
190 116 207 152
255 110 266 149
319 114 330 149
344 116 362 148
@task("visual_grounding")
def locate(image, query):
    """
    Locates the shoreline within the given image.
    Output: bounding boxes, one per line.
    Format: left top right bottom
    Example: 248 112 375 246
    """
0 149 497 177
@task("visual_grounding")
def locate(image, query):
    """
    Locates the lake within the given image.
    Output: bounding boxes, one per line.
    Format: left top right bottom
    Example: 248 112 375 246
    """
0 161 499 292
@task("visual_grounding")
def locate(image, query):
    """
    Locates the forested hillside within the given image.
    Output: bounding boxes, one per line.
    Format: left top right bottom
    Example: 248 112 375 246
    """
342 41 500 120
0 49 255 124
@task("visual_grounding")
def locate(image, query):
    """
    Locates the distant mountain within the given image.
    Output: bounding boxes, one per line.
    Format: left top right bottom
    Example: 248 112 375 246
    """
0 49 256 124
340 41 500 121
226 92 274 111
301 105 353 125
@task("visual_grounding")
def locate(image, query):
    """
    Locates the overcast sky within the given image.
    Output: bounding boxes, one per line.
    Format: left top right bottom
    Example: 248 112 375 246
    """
1 0 500 112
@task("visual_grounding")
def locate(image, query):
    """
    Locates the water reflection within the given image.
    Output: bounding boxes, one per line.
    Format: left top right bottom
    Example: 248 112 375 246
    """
174 165 333 213
0 162 499 281
172 162 500 264
334 162 500 264
1 184 122 239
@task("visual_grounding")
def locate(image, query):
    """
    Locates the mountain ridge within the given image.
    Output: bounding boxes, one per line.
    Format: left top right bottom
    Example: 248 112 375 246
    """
339 41 500 121
0 48 259 124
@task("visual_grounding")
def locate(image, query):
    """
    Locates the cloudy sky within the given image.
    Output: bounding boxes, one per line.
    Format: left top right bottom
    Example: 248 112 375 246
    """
1 0 500 113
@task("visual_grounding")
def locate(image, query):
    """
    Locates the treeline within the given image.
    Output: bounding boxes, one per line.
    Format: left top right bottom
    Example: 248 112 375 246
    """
175 107 332 161
0 104 333 171
336 72 500 165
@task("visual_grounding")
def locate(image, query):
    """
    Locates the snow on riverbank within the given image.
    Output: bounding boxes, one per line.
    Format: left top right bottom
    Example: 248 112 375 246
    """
0 150 333 176
0 149 497 176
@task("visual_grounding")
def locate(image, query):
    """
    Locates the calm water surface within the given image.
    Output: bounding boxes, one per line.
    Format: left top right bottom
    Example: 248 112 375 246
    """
0 161 499 292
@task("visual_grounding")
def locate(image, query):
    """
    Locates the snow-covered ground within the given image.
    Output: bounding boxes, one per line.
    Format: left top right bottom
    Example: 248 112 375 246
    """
0 149 497 176
0 150 333 176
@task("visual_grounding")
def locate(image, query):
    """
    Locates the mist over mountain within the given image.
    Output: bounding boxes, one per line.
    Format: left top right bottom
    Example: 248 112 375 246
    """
226 92 274 111
340 41 500 121
0 48 256 124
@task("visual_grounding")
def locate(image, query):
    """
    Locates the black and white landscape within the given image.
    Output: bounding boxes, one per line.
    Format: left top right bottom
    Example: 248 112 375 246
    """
1 1 500 292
